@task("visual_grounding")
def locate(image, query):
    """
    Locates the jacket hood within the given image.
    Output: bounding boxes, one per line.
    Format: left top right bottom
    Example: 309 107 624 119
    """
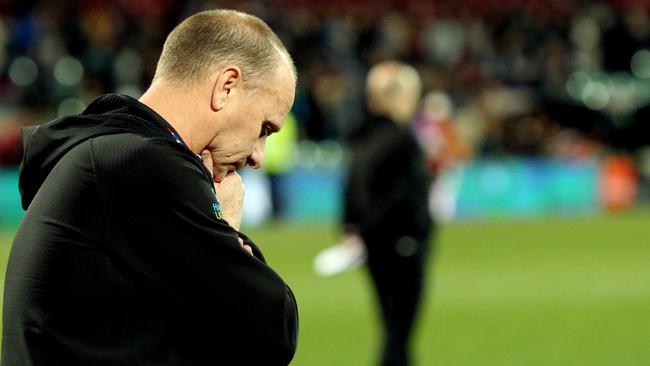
19 94 174 210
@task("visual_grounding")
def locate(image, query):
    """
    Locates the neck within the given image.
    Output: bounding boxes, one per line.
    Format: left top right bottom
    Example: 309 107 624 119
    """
139 81 209 154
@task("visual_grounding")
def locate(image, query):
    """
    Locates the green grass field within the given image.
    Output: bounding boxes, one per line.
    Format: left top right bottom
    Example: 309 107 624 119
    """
1 211 649 365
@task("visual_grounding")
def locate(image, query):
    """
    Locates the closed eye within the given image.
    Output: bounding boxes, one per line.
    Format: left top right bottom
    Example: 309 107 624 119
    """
261 124 271 137
260 120 279 137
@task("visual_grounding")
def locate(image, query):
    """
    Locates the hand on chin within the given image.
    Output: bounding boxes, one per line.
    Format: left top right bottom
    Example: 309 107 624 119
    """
199 150 237 183
200 149 220 183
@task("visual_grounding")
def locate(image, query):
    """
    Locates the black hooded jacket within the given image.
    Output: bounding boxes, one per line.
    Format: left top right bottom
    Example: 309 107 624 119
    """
343 115 432 243
2 94 298 365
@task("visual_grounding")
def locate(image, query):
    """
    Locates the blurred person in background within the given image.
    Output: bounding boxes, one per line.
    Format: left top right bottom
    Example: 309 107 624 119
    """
318 61 432 366
2 9 298 366
413 90 472 222
263 112 298 220
0 112 24 166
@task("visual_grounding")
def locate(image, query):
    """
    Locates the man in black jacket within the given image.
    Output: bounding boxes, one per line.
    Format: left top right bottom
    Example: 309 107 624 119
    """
344 61 432 366
2 9 298 365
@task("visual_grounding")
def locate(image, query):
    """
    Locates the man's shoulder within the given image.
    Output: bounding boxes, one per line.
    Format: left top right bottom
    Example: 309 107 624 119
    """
91 131 161 149
91 132 167 152
89 133 197 174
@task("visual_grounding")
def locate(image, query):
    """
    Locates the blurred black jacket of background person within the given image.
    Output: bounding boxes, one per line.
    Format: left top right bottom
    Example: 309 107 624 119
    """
344 115 432 241
342 61 432 366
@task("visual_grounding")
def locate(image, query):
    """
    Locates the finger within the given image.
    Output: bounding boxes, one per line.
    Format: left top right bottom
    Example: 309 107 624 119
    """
224 170 242 181
243 245 254 256
238 238 253 256
200 150 214 175
224 171 244 190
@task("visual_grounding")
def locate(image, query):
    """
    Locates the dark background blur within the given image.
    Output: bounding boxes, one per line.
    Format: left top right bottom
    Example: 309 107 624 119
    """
1 2 649 365
1 0 650 220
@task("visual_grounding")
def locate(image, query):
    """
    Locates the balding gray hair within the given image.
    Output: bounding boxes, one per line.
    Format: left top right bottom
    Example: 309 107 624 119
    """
154 9 295 90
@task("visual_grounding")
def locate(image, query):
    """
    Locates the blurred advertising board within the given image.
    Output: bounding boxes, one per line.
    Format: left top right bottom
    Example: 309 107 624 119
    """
245 158 605 224
453 158 600 219
0 157 632 229
0 168 22 228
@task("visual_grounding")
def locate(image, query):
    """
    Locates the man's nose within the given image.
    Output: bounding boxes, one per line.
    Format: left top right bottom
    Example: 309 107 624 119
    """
247 139 266 169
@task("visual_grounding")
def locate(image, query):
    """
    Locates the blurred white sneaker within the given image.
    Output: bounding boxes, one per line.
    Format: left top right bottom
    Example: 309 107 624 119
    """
313 235 366 277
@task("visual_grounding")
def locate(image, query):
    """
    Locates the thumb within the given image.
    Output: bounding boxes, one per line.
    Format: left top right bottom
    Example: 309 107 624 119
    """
200 150 214 176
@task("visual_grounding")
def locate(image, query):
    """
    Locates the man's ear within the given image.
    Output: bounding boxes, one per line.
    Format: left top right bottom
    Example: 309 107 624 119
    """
211 66 242 111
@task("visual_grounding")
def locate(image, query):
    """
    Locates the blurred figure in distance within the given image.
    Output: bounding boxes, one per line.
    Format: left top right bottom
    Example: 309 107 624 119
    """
316 60 433 366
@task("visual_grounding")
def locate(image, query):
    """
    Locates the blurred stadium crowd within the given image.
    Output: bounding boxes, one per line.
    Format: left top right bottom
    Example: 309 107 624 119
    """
1 0 649 204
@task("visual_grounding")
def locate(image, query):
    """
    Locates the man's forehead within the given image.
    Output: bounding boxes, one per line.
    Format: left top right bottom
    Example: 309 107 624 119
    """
272 66 296 114
273 44 296 79
278 86 295 114
272 93 294 129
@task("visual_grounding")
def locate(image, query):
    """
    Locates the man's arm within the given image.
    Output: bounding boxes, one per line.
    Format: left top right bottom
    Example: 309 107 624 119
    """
89 134 297 363
199 149 256 255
